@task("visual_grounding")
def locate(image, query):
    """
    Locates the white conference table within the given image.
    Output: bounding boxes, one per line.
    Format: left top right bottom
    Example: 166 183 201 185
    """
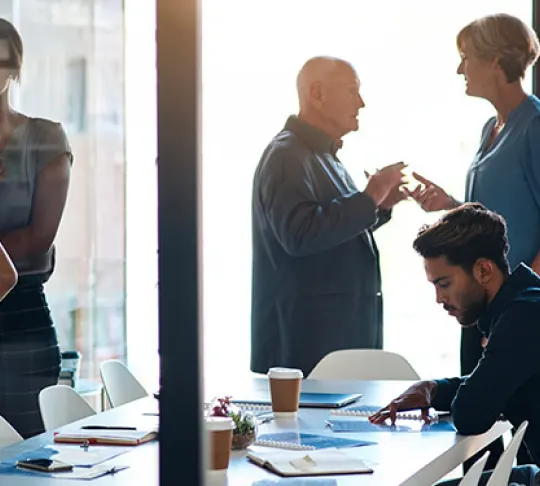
207 378 511 486
0 378 511 486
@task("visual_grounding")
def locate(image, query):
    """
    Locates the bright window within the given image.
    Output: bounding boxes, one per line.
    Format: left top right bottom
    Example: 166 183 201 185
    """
202 1 533 384
11 0 126 381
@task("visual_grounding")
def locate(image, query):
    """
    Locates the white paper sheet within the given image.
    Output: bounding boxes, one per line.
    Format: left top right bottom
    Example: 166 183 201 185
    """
45 444 130 467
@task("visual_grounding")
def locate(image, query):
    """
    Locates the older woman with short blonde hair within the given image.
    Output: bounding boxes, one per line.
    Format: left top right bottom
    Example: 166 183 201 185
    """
456 13 539 83
407 13 540 471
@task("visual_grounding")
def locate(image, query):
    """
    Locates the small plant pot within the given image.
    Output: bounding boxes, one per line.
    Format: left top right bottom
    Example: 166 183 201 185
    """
231 430 256 450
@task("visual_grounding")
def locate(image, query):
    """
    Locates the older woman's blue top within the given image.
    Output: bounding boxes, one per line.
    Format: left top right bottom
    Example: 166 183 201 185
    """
466 95 540 268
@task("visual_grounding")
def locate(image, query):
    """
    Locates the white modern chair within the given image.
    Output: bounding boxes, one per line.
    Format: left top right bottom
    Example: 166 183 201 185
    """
0 415 22 447
307 349 421 380
39 385 96 431
458 451 490 486
485 421 529 486
100 359 148 408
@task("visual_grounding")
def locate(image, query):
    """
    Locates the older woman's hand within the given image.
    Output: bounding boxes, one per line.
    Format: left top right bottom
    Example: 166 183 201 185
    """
406 172 458 212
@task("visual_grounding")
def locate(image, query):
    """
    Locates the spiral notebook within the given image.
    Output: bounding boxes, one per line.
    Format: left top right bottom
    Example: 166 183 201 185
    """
253 432 376 451
232 392 362 409
329 404 440 420
326 417 456 433
234 403 272 414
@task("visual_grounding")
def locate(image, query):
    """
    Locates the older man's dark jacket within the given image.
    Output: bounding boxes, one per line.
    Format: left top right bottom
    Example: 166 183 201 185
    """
250 116 390 375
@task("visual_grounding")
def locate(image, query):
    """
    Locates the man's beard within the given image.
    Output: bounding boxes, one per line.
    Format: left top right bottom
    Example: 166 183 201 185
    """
457 290 489 327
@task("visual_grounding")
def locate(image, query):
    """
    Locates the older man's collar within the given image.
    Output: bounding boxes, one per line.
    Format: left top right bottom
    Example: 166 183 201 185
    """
284 116 343 155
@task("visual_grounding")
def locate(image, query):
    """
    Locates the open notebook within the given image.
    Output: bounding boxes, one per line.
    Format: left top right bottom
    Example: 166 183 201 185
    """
247 447 373 477
54 427 158 446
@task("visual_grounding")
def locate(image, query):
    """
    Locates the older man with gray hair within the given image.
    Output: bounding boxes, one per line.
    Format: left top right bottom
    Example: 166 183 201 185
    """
250 56 406 375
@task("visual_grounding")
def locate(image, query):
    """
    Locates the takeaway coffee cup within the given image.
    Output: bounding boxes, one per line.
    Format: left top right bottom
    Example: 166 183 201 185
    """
267 367 303 416
205 416 235 471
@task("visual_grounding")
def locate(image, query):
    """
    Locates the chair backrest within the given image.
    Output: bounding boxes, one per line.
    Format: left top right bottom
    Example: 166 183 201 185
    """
486 421 529 486
307 349 421 381
0 415 22 448
459 451 490 486
39 385 96 431
100 360 148 407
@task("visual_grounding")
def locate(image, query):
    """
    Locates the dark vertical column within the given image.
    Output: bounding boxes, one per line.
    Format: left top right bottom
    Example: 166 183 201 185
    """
534 0 540 96
156 0 202 484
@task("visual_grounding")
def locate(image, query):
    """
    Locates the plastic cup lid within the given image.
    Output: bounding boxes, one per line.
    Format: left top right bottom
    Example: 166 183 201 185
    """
267 367 304 379
205 416 235 431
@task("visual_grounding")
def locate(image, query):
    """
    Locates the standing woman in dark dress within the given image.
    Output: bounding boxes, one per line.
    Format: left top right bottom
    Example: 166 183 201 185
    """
0 19 72 438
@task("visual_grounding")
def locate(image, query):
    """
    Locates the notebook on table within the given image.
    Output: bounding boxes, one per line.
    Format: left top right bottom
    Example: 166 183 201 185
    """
253 432 376 450
329 404 441 420
232 392 362 409
327 404 454 433
53 427 158 446
326 417 456 433
247 447 373 477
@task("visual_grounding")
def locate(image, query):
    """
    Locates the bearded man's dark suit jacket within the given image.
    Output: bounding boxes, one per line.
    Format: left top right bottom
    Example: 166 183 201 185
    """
250 116 391 376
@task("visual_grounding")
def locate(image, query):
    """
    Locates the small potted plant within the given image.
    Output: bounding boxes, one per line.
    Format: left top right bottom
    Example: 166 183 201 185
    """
208 396 257 450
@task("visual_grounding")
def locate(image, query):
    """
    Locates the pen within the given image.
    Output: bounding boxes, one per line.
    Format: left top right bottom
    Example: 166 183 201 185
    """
81 425 137 430
257 415 274 425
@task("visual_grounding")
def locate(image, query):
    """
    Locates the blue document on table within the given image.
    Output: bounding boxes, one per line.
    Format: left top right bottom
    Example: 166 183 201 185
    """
0 446 57 478
254 432 376 449
0 445 129 478
326 417 456 433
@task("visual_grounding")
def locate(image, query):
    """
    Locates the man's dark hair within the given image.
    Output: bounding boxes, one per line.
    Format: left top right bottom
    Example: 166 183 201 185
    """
413 203 510 274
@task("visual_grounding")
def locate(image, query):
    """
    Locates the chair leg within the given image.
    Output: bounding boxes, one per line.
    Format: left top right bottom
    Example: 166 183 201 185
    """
514 431 533 465
437 465 540 486
463 437 504 474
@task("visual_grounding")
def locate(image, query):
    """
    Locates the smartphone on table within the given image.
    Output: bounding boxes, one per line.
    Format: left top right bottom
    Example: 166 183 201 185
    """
16 458 73 472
